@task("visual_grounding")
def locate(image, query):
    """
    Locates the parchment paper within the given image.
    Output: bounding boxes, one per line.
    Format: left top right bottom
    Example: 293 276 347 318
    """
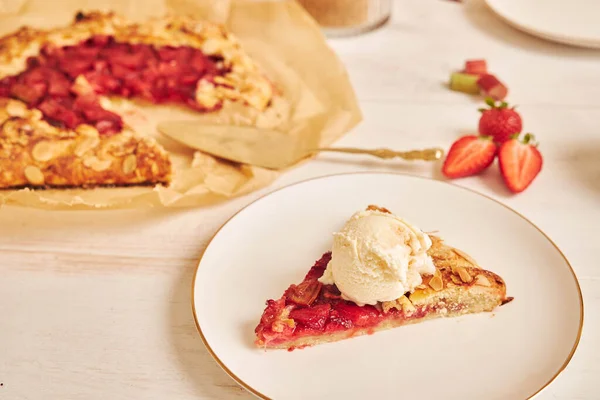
0 0 362 209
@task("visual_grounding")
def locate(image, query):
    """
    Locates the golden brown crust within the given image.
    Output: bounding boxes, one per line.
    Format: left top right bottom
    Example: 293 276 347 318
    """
366 204 392 214
0 99 171 188
428 235 481 270
406 235 506 304
0 10 274 111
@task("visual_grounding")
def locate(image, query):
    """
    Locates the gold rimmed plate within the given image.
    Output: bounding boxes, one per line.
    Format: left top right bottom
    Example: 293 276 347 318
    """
192 173 583 400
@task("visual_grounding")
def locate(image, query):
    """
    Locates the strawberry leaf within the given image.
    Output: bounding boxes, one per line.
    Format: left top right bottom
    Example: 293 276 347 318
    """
485 97 496 107
522 133 538 146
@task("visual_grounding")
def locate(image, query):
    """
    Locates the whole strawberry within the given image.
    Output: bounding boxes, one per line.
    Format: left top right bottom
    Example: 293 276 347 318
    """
498 133 543 193
478 98 522 143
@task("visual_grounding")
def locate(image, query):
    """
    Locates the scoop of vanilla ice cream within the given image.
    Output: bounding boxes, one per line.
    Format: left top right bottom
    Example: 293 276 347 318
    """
318 208 435 306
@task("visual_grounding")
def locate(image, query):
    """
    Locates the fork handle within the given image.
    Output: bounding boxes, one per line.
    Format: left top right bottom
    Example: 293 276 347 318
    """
313 147 445 161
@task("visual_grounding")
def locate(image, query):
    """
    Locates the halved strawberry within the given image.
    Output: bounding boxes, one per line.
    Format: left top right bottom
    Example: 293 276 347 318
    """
498 133 543 193
442 135 498 179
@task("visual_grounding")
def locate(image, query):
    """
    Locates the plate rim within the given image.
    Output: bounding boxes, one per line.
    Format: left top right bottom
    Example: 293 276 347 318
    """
191 172 585 400
484 0 600 49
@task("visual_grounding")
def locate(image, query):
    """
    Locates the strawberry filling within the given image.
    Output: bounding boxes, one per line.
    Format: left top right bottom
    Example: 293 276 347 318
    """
255 253 430 349
0 35 225 135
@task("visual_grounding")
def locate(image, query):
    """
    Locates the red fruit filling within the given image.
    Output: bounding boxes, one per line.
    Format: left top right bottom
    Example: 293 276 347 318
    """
289 304 331 330
255 252 430 347
0 35 225 135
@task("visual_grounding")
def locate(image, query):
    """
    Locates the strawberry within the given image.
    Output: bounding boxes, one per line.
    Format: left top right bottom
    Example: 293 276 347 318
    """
478 98 523 143
442 135 497 179
498 133 543 193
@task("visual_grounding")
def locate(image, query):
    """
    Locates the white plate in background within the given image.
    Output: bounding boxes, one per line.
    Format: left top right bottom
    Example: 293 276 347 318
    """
486 0 600 48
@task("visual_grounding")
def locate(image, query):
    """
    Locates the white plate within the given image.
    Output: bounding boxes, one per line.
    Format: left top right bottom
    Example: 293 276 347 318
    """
192 173 583 400
485 0 600 49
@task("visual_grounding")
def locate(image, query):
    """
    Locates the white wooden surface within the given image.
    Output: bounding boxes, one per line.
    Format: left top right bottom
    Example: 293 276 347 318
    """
1 0 599 399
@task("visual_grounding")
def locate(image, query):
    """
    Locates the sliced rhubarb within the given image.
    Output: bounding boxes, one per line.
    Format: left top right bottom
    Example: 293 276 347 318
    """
321 284 342 300
464 59 487 75
285 280 322 306
190 52 212 73
449 72 480 94
46 70 71 97
38 98 81 128
10 82 46 104
83 70 121 94
59 56 96 78
289 304 331 330
0 76 14 97
477 74 508 101
304 252 331 281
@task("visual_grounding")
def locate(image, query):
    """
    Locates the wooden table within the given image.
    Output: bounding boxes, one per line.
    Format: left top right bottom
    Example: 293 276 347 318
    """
1 1 599 399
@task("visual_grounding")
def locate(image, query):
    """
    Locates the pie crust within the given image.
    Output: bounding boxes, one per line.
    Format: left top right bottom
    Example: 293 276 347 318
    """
255 207 512 350
0 11 274 189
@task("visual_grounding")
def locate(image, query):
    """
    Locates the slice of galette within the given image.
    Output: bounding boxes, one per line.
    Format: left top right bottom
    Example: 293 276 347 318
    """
255 206 512 350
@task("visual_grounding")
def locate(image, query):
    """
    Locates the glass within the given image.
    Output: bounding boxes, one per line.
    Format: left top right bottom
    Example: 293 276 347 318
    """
297 0 392 37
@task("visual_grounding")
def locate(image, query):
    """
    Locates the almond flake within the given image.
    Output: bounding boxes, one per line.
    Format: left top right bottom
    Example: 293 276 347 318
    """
474 274 492 287
24 165 44 185
382 300 401 314
122 154 137 174
457 267 473 283
74 136 100 157
31 141 56 162
398 295 416 315
453 248 479 267
6 100 27 117
76 124 99 138
83 156 112 172
429 275 443 292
